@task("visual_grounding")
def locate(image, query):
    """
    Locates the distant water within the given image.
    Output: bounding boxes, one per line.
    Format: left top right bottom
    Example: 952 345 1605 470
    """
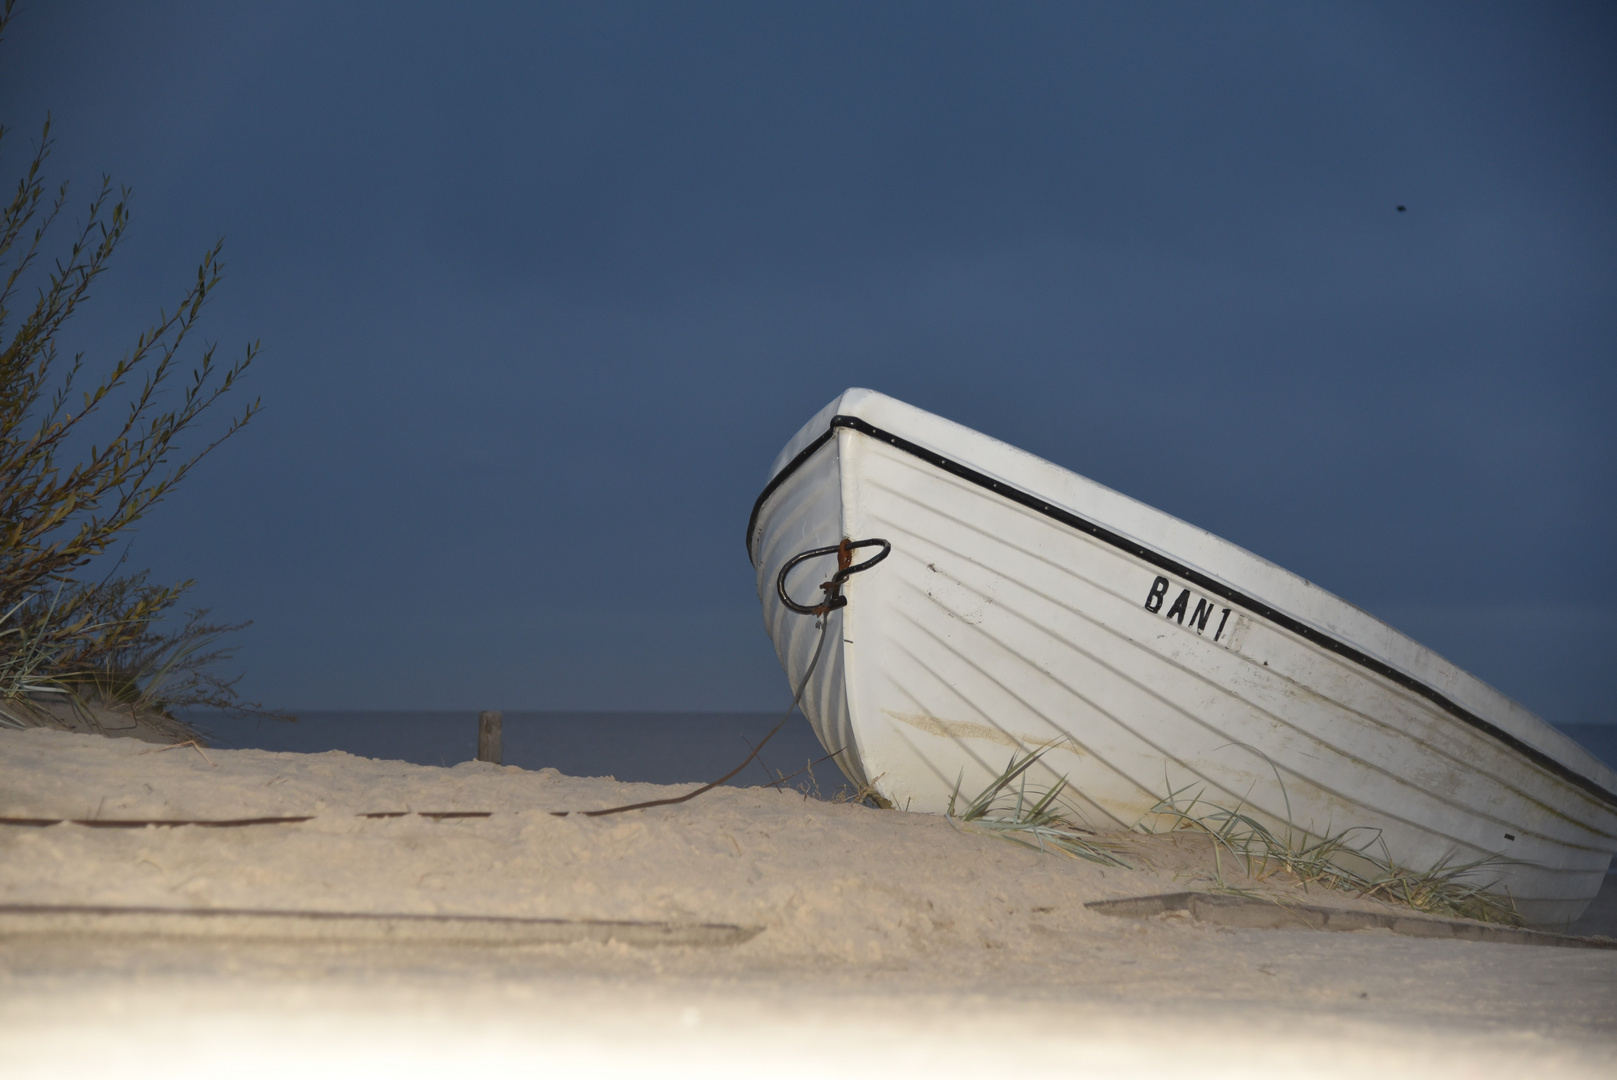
187 710 855 797
192 712 1617 778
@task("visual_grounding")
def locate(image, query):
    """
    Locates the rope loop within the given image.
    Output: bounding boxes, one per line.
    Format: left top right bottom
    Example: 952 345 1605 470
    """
776 537 891 616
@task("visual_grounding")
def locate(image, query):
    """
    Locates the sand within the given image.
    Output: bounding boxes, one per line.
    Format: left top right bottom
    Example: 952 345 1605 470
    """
2 726 1614 1078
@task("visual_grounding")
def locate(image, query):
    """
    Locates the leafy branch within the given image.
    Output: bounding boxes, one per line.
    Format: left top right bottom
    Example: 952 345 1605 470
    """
0 0 266 719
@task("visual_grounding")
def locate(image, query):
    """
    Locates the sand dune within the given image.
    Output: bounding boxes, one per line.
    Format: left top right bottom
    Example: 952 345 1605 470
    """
2 727 1613 1078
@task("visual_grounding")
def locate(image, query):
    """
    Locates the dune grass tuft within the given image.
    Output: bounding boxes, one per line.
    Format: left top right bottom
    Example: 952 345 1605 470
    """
943 747 1520 924
1143 780 1522 925
946 749 1131 866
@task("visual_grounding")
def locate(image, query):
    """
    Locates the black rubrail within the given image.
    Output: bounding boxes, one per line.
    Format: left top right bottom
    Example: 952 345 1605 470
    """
745 427 837 560
746 413 1617 809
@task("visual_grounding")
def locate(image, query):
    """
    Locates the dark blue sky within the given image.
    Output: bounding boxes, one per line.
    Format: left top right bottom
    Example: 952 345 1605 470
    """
4 2 1613 721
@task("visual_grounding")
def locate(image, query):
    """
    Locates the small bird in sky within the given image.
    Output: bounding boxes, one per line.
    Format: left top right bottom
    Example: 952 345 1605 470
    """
1397 205 1407 212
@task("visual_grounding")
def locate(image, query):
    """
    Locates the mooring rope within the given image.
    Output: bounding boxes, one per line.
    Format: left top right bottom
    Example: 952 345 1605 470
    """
569 536 889 818
567 613 832 818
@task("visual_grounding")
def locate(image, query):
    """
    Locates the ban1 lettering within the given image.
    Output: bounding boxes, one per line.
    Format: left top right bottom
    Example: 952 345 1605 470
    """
1143 576 1234 641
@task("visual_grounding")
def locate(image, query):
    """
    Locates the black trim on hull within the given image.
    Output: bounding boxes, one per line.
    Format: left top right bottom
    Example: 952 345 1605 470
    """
746 413 1617 811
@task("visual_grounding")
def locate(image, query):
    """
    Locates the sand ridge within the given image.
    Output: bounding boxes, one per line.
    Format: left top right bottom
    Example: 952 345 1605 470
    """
2 727 1614 1076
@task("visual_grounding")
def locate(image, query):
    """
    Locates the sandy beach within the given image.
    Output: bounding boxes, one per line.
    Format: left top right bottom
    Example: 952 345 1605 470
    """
2 726 1613 1078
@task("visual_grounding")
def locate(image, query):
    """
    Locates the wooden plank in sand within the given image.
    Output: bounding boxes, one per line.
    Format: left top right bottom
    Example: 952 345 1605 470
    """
0 904 762 948
1086 892 1615 949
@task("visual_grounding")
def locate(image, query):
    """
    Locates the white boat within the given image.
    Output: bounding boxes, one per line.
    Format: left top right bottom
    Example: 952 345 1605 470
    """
749 389 1617 927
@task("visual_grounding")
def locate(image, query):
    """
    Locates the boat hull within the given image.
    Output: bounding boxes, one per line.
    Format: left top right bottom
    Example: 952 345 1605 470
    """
751 390 1617 928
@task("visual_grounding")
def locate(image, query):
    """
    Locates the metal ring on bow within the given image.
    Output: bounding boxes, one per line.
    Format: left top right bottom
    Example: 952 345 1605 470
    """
776 537 891 616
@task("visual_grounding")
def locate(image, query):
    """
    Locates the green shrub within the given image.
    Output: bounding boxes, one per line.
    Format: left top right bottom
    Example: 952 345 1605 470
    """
0 0 264 721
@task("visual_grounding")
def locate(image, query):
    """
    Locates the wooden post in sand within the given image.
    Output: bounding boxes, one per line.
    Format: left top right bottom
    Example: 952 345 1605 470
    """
477 710 503 765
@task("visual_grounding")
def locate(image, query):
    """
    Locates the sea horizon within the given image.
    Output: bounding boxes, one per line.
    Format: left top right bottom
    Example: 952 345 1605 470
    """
187 710 1617 791
188 709 852 797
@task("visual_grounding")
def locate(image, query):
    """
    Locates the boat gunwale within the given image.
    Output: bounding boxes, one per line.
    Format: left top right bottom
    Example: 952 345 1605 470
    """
746 412 1617 812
